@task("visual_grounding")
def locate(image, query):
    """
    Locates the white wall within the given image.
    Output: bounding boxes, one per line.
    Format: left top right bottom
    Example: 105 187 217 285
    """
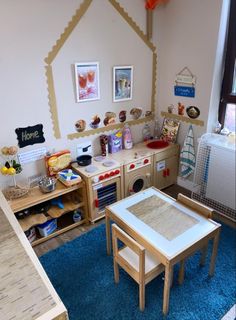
0 0 224 189
0 0 147 187
153 0 224 187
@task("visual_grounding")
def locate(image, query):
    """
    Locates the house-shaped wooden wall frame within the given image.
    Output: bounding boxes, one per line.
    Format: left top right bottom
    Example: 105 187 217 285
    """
45 0 157 139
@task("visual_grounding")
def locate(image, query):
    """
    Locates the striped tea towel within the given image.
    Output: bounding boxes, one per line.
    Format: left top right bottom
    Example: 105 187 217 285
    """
180 125 196 178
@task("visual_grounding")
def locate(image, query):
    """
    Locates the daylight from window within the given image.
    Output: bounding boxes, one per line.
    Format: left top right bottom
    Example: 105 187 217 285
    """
225 60 236 132
225 104 236 132
232 60 236 94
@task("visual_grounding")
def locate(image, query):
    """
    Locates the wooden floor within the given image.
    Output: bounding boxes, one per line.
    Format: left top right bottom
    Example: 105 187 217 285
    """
33 184 191 257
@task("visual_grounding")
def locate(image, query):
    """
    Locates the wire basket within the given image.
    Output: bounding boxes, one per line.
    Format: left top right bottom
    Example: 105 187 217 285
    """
3 185 29 200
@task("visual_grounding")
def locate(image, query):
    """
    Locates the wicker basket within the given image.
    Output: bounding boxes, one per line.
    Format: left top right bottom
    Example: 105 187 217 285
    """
3 185 29 200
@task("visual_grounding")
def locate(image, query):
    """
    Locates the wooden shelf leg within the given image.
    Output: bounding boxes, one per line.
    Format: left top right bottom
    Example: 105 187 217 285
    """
200 244 208 266
178 259 185 285
105 210 111 255
209 229 220 276
163 262 172 315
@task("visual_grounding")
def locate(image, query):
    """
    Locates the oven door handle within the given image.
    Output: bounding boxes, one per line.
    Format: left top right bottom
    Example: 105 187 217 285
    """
94 199 99 208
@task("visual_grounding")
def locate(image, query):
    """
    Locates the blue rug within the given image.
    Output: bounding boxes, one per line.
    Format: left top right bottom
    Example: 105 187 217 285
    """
40 223 236 320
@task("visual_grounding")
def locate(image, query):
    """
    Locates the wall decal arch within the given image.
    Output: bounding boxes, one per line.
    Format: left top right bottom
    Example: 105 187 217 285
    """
45 0 157 140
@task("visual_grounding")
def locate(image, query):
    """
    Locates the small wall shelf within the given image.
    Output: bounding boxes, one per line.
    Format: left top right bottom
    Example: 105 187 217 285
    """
161 111 204 127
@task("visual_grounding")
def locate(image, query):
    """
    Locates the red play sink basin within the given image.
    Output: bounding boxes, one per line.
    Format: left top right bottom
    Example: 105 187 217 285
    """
146 140 169 149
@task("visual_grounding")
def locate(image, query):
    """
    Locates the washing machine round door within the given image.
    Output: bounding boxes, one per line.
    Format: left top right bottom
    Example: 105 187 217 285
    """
128 175 147 195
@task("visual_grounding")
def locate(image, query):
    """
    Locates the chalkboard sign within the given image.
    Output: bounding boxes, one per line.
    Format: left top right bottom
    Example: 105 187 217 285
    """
174 86 195 98
15 124 45 148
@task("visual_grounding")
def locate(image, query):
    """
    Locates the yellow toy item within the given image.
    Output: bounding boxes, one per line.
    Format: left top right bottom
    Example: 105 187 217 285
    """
7 167 16 175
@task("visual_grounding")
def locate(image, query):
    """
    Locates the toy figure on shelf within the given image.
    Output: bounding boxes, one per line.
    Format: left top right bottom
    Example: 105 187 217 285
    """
178 102 185 115
167 104 175 114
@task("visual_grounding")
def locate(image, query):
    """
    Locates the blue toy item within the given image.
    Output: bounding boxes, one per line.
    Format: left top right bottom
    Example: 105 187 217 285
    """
73 210 82 222
58 169 82 186
51 196 64 209
37 219 57 237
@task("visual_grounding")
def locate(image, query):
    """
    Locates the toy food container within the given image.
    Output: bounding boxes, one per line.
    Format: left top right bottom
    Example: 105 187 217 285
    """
108 131 122 153
37 219 57 237
45 150 71 176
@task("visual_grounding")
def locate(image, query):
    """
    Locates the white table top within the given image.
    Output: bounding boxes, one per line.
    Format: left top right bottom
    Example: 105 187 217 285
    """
108 187 219 259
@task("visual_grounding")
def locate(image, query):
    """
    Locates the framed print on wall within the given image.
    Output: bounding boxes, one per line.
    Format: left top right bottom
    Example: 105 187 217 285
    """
113 66 133 102
74 62 100 102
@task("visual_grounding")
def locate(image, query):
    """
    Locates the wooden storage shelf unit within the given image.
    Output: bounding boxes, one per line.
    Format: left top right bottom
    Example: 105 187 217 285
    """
18 213 48 232
9 180 88 246
9 181 81 213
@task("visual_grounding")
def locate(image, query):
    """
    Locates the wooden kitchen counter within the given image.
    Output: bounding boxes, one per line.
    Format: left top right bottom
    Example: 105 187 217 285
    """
0 191 68 320
108 141 178 164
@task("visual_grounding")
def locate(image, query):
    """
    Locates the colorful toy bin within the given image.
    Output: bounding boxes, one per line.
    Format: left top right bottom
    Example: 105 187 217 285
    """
37 219 57 237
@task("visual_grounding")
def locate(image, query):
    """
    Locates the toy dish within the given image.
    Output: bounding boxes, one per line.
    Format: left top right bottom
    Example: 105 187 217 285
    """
38 176 57 193
75 119 86 132
103 160 116 167
146 140 169 149
130 108 142 120
85 165 98 173
186 106 200 119
71 155 92 166
94 155 106 162
90 115 101 129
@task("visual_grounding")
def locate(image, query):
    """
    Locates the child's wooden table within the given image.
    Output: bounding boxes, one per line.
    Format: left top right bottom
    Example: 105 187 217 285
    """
105 187 221 315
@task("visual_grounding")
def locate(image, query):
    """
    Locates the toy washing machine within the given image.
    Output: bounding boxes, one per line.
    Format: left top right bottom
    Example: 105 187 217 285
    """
123 155 153 197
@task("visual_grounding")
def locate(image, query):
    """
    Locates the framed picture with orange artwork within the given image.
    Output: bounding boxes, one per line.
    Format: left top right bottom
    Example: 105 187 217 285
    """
74 62 100 102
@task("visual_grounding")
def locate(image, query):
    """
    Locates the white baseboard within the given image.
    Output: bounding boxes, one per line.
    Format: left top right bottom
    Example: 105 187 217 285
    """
177 176 195 192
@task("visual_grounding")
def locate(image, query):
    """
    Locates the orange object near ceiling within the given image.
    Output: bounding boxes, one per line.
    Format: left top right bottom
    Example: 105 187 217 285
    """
145 0 169 10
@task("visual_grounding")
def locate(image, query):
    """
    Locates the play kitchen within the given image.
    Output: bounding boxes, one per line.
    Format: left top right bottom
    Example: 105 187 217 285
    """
2 132 179 243
72 135 179 223
72 158 122 223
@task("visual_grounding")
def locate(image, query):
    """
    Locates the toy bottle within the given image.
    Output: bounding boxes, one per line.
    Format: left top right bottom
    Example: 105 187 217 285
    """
123 123 133 149
142 124 151 141
153 120 160 140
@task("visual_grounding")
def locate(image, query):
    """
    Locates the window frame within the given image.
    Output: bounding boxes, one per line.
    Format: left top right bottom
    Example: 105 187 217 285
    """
218 0 236 127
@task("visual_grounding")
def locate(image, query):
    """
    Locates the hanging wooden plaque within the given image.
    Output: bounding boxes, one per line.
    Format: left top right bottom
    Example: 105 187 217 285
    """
15 124 45 148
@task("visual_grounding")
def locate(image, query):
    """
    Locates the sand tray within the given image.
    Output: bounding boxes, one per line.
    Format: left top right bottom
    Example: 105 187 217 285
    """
127 195 198 241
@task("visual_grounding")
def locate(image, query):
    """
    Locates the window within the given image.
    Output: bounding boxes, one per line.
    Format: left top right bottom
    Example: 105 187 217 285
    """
219 0 236 132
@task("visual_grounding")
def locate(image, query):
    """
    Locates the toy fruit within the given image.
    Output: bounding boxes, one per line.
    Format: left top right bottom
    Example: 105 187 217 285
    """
1 147 9 155
1 145 22 176
1 166 8 175
7 167 16 175
8 146 18 155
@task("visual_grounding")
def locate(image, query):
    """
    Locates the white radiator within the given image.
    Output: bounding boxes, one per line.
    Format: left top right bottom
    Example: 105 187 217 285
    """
192 133 236 221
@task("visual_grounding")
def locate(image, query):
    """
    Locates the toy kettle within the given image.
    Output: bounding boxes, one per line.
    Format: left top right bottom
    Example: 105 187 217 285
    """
123 123 133 150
